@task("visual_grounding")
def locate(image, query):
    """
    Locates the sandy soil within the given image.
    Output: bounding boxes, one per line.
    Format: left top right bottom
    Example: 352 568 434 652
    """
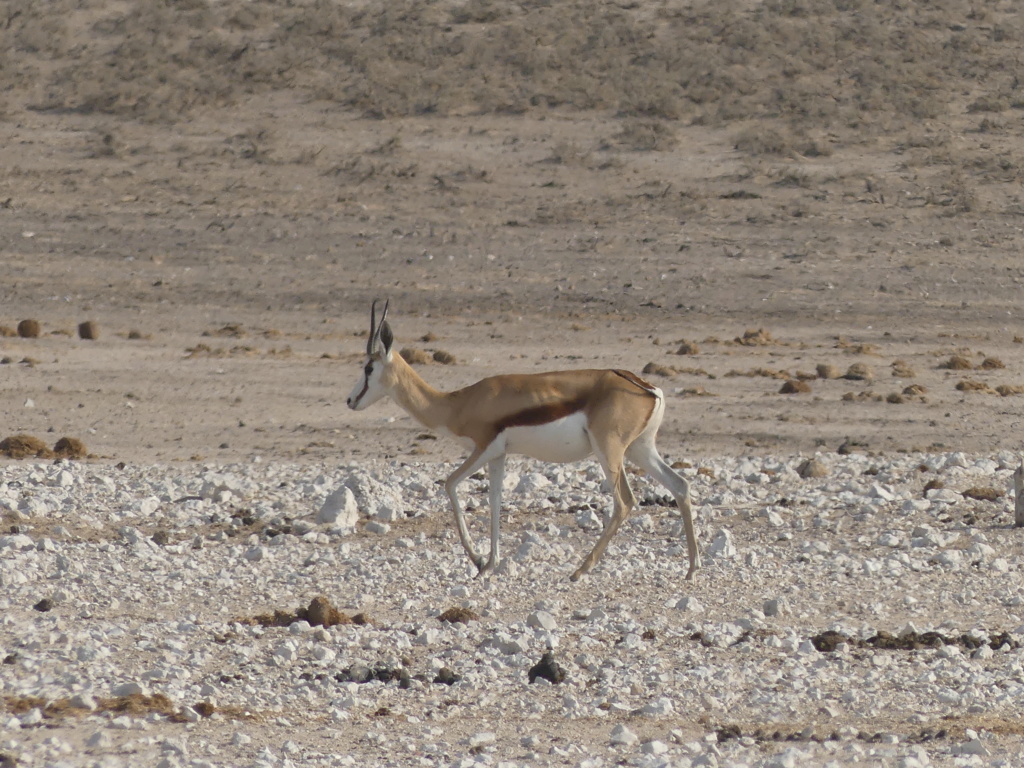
3 97 1024 466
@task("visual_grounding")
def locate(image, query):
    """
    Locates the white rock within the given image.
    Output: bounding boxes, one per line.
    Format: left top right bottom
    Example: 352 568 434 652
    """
365 520 391 535
640 697 674 716
0 534 34 551
954 738 990 756
112 682 147 697
467 732 496 748
707 528 736 558
86 731 113 748
641 740 669 755
70 694 97 711
527 611 557 631
675 596 704 613
763 597 790 617
576 509 603 530
609 724 639 746
318 487 359 527
515 473 551 495
19 708 44 726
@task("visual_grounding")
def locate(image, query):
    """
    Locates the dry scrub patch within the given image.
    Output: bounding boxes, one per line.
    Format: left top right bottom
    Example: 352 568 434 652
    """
0 435 84 459
437 606 481 624
0 435 52 459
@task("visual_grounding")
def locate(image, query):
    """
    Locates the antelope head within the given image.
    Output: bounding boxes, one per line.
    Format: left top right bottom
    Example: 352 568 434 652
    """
346 299 394 411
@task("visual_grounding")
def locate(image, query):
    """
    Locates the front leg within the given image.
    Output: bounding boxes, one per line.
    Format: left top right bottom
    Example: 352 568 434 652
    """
477 455 506 576
445 448 490 571
444 439 504 575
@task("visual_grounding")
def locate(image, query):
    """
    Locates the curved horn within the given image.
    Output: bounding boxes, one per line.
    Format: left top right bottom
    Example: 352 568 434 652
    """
367 299 380 355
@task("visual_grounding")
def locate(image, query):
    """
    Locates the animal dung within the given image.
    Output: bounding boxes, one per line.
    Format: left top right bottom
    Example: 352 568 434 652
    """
528 652 567 684
779 379 811 394
78 321 100 340
17 319 41 338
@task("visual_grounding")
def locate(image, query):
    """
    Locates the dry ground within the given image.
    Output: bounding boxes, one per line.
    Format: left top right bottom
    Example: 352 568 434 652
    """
3 0 1024 465
3 0 1024 761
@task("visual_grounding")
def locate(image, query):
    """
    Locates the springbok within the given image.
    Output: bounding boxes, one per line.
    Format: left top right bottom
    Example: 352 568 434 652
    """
346 300 700 581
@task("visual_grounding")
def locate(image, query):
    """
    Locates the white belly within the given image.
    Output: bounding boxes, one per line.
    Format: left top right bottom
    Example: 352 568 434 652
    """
503 411 592 464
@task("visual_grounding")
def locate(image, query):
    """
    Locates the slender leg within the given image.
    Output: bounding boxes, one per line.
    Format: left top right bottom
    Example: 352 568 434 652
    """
571 446 635 581
628 441 701 579
444 447 494 572
480 455 505 575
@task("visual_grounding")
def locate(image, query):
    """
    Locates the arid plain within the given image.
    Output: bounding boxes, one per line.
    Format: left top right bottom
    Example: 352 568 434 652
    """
4 1 1024 765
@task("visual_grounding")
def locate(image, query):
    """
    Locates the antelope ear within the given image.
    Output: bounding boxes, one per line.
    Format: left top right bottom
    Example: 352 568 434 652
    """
378 320 394 357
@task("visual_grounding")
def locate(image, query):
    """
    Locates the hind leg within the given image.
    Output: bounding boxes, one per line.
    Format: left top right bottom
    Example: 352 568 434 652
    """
627 440 701 579
571 444 636 581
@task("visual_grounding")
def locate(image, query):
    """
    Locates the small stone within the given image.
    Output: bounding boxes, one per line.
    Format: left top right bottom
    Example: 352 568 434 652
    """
763 597 790 617
33 598 54 612
433 667 460 686
86 731 112 748
112 682 147 697
526 610 557 631
675 596 704 613
797 458 828 478
610 724 639 746
641 740 669 755
365 520 391 535
707 528 736 558
954 739 990 757
69 694 97 711
19 708 44 726
640 697 674 716
467 732 495 749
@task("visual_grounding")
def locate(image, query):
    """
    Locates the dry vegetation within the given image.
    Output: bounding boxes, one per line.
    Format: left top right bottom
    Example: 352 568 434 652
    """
5 0 1022 133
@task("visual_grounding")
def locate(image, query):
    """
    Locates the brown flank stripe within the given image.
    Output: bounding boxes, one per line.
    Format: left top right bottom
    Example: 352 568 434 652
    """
495 396 588 432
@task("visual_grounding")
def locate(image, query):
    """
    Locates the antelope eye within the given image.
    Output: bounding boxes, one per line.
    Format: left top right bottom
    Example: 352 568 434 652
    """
364 362 374 376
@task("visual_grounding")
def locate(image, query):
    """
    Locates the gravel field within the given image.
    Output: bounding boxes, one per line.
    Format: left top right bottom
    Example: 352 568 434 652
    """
4 451 1024 767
